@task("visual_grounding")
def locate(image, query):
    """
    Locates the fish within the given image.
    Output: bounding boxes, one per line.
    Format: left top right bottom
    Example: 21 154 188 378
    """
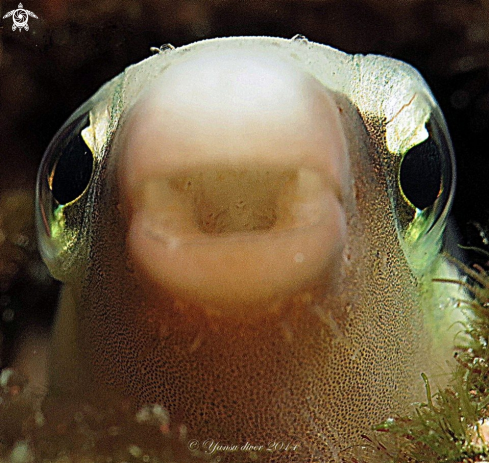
35 36 463 461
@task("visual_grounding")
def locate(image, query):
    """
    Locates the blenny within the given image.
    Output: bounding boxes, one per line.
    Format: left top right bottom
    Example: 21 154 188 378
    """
36 37 462 461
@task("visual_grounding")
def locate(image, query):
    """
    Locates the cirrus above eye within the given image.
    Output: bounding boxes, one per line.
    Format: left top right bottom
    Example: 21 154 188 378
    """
49 114 94 205
399 136 442 211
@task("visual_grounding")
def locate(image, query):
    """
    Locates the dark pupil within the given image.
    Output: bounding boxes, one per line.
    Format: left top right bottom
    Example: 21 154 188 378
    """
51 115 93 205
399 137 442 210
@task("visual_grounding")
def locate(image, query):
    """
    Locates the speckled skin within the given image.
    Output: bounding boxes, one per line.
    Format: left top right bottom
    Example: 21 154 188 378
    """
51 102 422 462
39 38 459 462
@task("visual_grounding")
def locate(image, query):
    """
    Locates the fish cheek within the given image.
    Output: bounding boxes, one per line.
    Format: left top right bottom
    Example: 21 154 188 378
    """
329 105 428 412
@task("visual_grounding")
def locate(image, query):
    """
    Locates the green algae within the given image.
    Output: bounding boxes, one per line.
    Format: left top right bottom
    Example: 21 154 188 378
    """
371 252 489 463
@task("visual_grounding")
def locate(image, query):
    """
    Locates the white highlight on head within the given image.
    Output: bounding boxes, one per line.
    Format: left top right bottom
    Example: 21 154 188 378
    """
118 48 350 318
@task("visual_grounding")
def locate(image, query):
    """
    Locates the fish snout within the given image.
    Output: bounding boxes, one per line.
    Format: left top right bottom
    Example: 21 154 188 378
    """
118 50 350 318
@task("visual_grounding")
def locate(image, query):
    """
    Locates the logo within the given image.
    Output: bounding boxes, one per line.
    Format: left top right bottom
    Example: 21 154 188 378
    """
3 3 38 31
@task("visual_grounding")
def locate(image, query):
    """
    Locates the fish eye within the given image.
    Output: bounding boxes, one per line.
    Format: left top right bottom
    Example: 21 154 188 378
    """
47 114 94 205
397 119 453 217
392 114 455 269
36 110 96 280
398 132 442 211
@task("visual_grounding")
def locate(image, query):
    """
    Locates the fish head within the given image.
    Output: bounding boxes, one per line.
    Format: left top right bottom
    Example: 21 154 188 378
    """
36 37 458 459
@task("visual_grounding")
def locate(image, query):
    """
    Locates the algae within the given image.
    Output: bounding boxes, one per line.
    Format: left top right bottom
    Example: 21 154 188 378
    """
370 250 489 463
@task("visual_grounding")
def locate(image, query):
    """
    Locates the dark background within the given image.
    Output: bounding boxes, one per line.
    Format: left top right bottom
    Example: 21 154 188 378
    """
1 0 488 366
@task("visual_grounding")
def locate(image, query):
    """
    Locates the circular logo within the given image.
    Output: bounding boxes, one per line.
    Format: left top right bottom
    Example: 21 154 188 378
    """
3 3 38 32
13 7 28 31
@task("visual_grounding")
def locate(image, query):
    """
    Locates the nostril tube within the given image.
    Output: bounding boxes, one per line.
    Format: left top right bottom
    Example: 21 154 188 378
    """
118 49 350 319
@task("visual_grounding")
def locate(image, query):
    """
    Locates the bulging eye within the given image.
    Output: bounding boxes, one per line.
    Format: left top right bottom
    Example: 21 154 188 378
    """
48 114 94 205
399 135 442 210
36 110 95 280
397 118 454 220
394 116 455 270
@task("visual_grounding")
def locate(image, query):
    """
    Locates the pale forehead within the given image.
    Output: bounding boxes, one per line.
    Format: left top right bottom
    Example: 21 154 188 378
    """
138 47 314 121
120 46 347 190
82 37 437 168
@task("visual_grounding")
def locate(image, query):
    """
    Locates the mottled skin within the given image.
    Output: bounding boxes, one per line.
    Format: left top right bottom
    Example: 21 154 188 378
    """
37 38 461 461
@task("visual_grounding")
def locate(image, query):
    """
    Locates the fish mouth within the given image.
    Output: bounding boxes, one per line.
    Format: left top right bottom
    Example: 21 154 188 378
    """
126 167 346 317
118 48 350 319
139 168 335 241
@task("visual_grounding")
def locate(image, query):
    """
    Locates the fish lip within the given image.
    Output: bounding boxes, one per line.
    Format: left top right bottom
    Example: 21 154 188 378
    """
142 222 327 245
129 166 343 244
125 178 347 318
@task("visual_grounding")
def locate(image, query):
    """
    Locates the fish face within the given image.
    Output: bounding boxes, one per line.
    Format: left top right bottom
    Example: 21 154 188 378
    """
36 37 458 460
117 48 351 318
